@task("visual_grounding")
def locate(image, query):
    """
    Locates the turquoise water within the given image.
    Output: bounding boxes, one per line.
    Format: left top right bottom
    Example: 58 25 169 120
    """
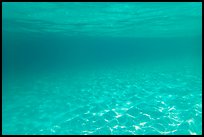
2 2 202 135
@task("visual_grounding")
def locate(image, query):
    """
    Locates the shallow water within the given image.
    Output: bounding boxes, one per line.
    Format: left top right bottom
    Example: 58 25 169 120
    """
2 2 202 135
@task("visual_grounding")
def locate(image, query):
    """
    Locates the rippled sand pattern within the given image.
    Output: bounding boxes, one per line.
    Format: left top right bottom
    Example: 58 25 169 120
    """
2 62 202 135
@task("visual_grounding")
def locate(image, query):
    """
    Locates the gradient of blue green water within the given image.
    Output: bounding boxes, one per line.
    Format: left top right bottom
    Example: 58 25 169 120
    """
2 2 202 135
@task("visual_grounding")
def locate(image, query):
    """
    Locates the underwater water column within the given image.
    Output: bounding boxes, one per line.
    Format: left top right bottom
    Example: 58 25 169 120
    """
2 2 202 135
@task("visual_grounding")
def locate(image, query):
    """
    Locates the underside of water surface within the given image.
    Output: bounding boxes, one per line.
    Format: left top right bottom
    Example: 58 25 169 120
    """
2 2 202 135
